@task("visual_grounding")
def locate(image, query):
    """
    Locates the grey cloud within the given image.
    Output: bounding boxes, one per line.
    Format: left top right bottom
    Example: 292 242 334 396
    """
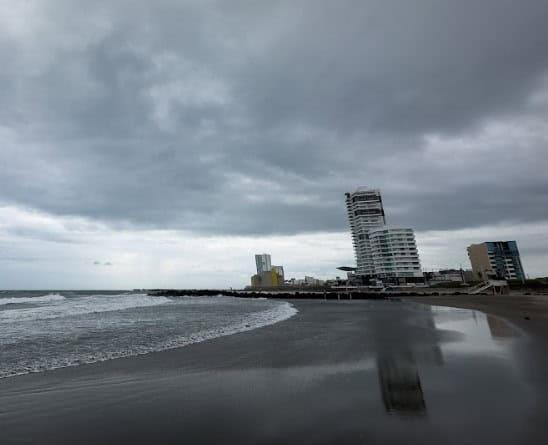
4 227 80 244
0 256 39 263
1 0 548 236
229 1 548 134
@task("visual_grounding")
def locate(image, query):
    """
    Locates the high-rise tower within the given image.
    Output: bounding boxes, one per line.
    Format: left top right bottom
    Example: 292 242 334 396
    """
345 187 386 277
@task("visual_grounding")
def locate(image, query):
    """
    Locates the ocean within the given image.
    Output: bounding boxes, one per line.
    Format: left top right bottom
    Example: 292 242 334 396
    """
0 291 297 378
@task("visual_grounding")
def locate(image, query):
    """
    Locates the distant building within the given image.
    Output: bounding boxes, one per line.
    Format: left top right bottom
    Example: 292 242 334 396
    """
251 269 284 288
286 276 325 286
255 254 272 275
272 265 284 281
424 269 473 285
304 276 324 286
345 187 422 284
368 227 423 283
251 254 285 288
467 241 525 281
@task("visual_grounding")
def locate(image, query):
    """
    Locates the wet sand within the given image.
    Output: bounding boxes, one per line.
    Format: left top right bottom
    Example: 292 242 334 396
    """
407 293 548 344
1 298 548 444
408 294 548 394
402 294 548 362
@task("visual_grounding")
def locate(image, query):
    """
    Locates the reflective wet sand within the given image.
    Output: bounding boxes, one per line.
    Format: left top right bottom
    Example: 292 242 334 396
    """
1 300 546 444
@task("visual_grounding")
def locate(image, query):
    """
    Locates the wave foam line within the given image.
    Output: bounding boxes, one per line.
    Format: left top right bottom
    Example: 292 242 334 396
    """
0 294 171 323
0 293 65 306
0 300 298 379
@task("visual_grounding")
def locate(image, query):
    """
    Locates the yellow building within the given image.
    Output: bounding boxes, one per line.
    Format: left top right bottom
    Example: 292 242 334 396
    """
250 270 284 288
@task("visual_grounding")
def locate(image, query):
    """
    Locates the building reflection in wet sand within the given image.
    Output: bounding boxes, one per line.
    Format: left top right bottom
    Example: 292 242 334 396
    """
377 352 426 415
376 305 444 416
487 314 517 339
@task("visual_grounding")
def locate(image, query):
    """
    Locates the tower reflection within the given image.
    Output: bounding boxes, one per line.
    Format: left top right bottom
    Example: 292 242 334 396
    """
377 352 426 415
486 314 517 339
374 305 444 416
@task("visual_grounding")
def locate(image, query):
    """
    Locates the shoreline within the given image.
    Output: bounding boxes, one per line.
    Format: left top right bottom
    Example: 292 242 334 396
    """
2 297 548 444
2 294 547 382
0 299 298 381
2 294 547 383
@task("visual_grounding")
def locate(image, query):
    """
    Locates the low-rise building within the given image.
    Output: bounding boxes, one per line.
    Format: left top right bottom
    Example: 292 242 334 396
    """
251 269 284 288
285 276 325 286
251 254 285 288
424 269 473 285
304 276 324 286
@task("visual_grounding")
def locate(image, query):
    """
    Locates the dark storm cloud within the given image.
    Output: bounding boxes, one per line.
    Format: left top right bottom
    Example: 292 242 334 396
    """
1 0 548 235
231 1 548 135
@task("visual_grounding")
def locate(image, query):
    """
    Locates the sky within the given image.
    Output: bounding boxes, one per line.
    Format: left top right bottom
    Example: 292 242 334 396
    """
1 0 548 289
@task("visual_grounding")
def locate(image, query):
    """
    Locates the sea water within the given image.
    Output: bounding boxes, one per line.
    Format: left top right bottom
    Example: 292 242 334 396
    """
0 291 297 378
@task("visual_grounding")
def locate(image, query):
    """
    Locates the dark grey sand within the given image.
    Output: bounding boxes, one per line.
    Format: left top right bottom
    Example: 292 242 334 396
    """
2 298 548 444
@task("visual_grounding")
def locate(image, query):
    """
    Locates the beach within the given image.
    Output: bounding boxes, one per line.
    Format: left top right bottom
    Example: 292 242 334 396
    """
2 297 548 444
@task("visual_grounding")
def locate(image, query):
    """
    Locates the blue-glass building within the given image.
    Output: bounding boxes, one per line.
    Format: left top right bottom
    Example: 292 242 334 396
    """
468 241 525 281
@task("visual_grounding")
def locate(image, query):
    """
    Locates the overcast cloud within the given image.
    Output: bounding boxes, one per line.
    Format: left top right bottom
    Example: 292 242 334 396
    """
1 0 548 287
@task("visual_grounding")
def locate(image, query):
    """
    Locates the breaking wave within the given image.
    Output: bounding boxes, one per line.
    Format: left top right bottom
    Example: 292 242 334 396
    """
0 293 66 306
0 295 297 379
0 293 171 323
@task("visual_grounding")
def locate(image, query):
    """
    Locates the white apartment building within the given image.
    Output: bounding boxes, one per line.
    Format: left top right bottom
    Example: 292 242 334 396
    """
368 227 423 281
345 187 422 283
255 254 272 275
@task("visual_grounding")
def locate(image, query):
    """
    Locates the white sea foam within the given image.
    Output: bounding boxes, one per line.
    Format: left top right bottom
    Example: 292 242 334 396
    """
0 293 172 323
0 298 298 379
0 293 65 306
150 300 298 351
